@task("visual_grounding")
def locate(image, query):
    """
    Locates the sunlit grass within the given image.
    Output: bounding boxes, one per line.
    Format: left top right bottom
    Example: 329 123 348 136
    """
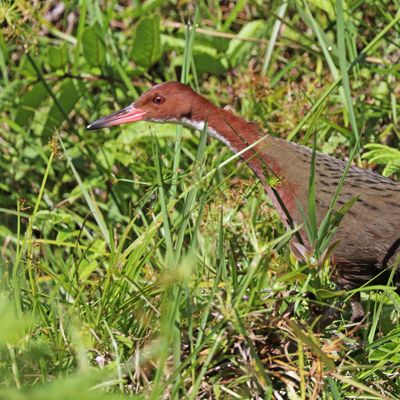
1 1 400 399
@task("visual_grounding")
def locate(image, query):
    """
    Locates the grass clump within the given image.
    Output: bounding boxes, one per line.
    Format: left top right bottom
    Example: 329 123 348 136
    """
1 1 400 398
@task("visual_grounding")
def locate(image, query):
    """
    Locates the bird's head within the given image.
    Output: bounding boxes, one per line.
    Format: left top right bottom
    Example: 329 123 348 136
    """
87 81 204 130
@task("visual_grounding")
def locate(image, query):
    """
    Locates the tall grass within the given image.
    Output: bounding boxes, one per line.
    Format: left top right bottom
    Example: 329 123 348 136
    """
1 1 400 398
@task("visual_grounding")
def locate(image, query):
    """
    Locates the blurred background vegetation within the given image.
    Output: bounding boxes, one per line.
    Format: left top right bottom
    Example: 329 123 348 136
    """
1 0 400 398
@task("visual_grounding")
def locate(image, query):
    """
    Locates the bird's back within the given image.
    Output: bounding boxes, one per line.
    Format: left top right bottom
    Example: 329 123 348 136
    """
259 137 400 288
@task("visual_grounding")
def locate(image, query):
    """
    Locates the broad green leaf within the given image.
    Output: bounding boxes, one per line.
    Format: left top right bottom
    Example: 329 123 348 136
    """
78 259 99 282
82 24 105 67
131 15 161 68
195 33 228 52
15 82 47 127
193 53 227 75
226 20 267 67
48 44 69 70
42 79 80 138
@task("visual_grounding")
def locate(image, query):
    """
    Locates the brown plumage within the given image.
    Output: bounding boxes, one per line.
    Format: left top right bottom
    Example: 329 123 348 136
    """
88 81 400 320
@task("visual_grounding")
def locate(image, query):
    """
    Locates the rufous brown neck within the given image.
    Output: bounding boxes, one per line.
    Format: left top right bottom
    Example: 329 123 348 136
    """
177 98 304 240
176 97 280 183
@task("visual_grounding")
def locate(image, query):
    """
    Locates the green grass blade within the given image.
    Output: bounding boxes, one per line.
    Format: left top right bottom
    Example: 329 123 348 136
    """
171 8 199 197
261 0 288 77
336 0 359 142
58 134 111 248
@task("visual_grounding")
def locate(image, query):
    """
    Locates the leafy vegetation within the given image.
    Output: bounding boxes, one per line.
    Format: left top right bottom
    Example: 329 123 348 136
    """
1 0 400 398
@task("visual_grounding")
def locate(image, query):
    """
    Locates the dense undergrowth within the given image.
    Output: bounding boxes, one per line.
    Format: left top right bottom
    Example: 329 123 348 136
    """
1 0 400 398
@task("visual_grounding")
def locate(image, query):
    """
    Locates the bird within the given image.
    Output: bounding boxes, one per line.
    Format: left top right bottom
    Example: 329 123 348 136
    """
87 81 400 322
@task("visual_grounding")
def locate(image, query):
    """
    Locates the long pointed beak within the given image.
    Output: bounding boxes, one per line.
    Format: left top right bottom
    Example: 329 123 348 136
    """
86 104 147 130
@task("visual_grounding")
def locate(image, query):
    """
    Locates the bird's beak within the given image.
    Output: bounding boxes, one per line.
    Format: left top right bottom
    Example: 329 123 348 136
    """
86 104 147 130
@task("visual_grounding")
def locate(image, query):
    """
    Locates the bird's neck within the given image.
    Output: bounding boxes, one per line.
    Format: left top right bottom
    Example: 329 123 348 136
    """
181 106 283 181
181 106 306 238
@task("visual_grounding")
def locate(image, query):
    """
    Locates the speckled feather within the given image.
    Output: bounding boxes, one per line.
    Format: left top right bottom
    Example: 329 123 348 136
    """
259 138 400 291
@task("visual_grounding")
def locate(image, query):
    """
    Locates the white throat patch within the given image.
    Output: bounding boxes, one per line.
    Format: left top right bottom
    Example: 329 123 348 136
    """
180 118 236 152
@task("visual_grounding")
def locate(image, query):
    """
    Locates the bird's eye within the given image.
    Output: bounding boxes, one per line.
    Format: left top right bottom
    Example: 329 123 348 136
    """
153 95 165 105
